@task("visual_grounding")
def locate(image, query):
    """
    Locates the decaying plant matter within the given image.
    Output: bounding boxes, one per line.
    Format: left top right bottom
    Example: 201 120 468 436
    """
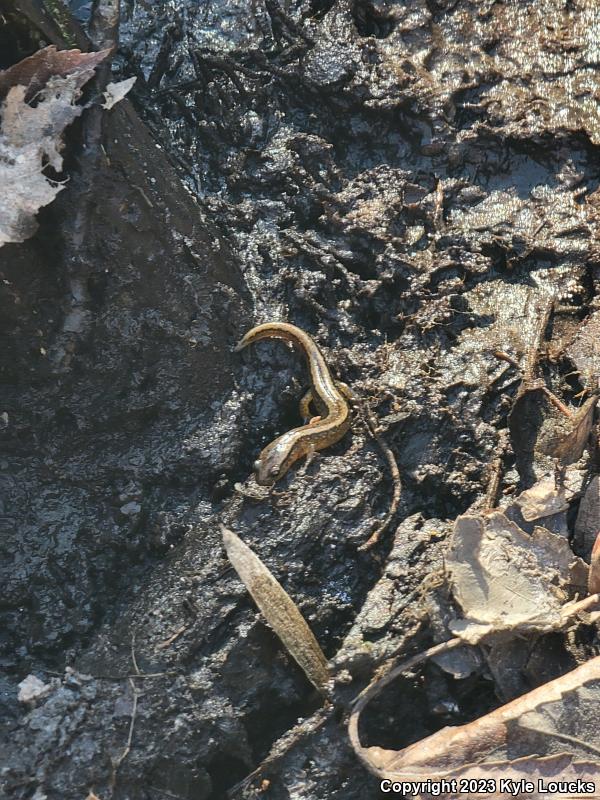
221 526 330 693
350 653 600 797
0 46 109 245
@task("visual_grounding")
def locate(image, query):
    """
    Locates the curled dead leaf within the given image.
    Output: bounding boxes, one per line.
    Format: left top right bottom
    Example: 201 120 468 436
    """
547 395 597 465
0 46 108 101
350 649 600 796
509 384 595 487
221 525 329 693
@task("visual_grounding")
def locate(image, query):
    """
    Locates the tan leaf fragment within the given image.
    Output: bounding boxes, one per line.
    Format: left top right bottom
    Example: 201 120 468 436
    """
221 525 330 693
0 46 109 246
102 77 136 110
350 651 600 797
516 478 570 522
446 511 587 644
546 396 597 465
515 467 586 523
576 476 600 561
589 534 600 596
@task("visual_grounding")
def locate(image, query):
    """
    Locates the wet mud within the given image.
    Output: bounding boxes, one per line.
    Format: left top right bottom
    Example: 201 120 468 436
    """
2 1 600 798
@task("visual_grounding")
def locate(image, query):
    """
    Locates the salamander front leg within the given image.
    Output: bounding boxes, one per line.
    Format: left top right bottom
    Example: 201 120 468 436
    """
336 381 356 403
299 443 317 475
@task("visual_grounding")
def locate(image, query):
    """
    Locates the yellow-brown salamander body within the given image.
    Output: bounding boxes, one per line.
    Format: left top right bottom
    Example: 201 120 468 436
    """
235 322 351 485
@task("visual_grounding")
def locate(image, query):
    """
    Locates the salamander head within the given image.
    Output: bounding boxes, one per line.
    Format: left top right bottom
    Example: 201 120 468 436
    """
254 434 296 485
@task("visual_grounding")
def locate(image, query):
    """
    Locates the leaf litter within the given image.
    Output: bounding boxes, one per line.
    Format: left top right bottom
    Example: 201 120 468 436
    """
223 338 600 794
0 46 109 247
350 654 600 798
343 337 600 795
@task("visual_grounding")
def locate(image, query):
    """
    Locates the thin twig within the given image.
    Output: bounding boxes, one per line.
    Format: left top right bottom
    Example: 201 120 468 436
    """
104 672 176 680
227 706 333 797
354 399 402 551
484 429 510 510
156 624 189 650
110 635 142 791
37 668 177 680
130 634 141 677
541 385 574 418
493 349 522 372
348 638 464 763
523 298 554 384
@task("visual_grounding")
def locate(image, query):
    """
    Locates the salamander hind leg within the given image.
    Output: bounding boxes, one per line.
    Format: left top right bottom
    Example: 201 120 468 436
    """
299 389 314 424
299 389 321 424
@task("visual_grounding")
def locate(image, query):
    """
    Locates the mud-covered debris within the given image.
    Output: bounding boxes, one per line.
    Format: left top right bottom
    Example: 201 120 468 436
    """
17 675 55 706
428 588 484 680
221 525 330 693
459 3 600 146
446 510 587 644
515 469 585 523
102 77 136 110
565 310 600 385
510 387 596 485
0 46 109 246
7 0 600 795
575 477 600 560
334 514 448 675
350 654 600 793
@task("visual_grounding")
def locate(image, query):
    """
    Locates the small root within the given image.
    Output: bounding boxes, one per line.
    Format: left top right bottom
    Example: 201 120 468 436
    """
353 399 401 552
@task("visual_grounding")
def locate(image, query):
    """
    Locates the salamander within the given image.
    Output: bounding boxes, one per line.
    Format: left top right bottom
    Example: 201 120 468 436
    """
235 322 352 485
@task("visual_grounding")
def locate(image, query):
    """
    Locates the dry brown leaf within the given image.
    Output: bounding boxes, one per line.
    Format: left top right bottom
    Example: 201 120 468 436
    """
446 511 588 644
350 650 600 797
0 46 109 246
0 46 107 100
221 525 329 692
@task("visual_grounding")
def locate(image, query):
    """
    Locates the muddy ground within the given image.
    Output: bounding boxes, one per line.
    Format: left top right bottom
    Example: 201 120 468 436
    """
1 1 600 798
